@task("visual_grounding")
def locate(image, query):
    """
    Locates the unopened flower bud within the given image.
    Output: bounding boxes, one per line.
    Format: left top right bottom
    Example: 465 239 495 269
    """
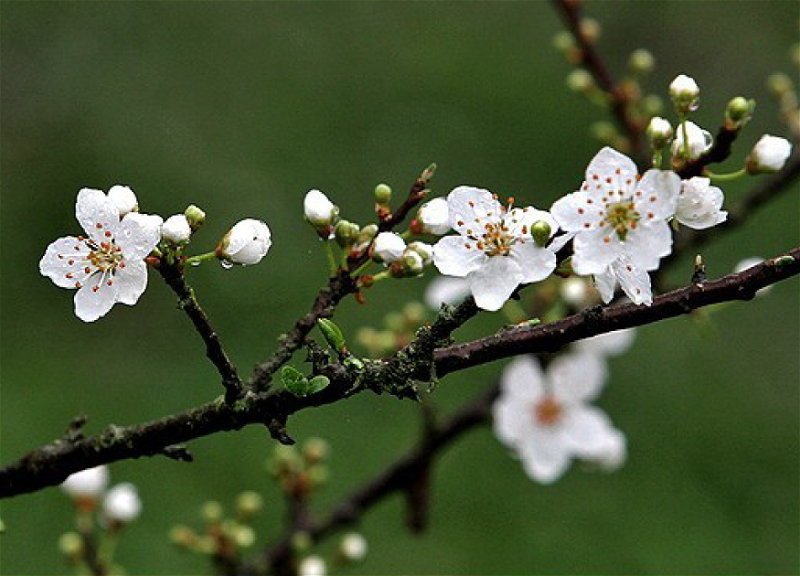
669 74 700 114
374 183 392 205
103 482 141 523
298 555 327 576
304 189 338 227
61 465 109 499
551 31 574 52
415 197 450 235
58 532 83 558
340 532 368 562
373 232 406 263
184 204 206 231
767 73 793 97
566 69 594 93
531 220 552 247
201 500 224 523
161 214 192 244
590 121 617 145
746 135 792 174
628 49 654 75
646 116 673 150
671 121 712 160
403 301 426 324
108 185 139 216
358 224 378 245
560 277 590 307
334 220 360 247
234 525 255 548
725 97 755 128
236 491 263 519
407 241 433 265
641 94 664 117
169 525 196 547
216 219 272 265
292 531 313 553
391 250 425 278
303 437 329 464
579 17 600 42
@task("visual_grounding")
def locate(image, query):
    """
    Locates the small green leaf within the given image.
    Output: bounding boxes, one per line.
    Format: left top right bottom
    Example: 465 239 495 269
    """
318 318 346 353
343 356 365 371
281 365 309 396
307 375 330 395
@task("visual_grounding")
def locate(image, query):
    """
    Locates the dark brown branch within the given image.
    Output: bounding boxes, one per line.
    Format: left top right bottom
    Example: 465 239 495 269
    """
551 0 646 164
157 262 243 403
3 248 798 499
257 383 498 573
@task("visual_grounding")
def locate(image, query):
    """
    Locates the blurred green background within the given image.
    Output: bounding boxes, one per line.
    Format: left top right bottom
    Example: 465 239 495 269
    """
2 1 798 574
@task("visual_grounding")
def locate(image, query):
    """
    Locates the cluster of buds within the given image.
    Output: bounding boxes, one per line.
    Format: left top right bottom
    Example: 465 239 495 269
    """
169 492 261 559
268 438 330 499
58 465 141 572
356 301 427 357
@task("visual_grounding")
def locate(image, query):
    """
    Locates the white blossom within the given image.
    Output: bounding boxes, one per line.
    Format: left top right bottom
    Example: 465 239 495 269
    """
493 353 624 484
340 532 368 561
39 188 163 322
583 427 627 472
675 177 727 230
551 147 680 289
646 116 673 149
298 555 327 576
161 214 192 243
746 135 792 173
218 219 272 265
107 185 138 216
424 276 471 309
432 186 558 311
416 197 451 235
304 189 338 226
61 465 109 498
103 482 141 523
671 121 713 160
669 74 700 101
593 256 653 306
373 232 406 263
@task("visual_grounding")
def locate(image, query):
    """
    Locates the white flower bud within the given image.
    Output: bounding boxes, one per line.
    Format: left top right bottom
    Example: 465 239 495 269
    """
217 219 272 265
340 532 368 562
566 69 593 93
416 197 450 235
746 135 792 174
407 241 433 265
304 189 338 227
671 121 712 160
103 482 141 522
61 465 109 498
107 185 138 216
560 277 589 307
669 74 700 113
646 116 673 150
373 232 406 263
298 555 327 576
392 249 425 278
161 214 192 244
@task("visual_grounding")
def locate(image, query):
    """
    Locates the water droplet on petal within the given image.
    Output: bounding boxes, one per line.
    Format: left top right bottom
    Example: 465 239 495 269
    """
190 260 201 267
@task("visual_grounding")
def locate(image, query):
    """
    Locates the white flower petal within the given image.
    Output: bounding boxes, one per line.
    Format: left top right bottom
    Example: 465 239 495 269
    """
549 352 607 404
560 405 617 459
76 188 121 243
572 228 620 275
61 465 109 498
39 236 91 289
548 231 575 253
575 328 636 357
675 177 727 230
499 355 546 402
593 266 617 304
432 235 485 277
115 259 148 306
74 273 120 322
506 207 560 238
581 427 627 471
424 276 471 309
583 147 638 202
103 483 141 522
517 428 571 484
417 197 451 235
467 256 523 311
622 220 672 271
635 170 680 220
116 213 163 261
493 399 529 447
107 185 138 217
446 186 502 235
510 242 557 284
612 257 652 305
550 191 598 232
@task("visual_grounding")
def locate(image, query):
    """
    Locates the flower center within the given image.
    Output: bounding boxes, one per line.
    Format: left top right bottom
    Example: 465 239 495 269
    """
479 222 518 257
87 240 124 272
532 395 563 427
603 201 640 241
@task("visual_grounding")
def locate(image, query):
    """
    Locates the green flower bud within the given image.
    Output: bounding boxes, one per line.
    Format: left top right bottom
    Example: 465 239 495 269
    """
641 94 664 117
334 220 360 248
184 205 206 231
201 500 224 523
302 437 330 464
591 121 617 145
236 491 263 519
357 224 379 245
552 31 574 52
725 96 755 128
566 69 594 93
767 73 793 96
403 301 426 324
531 220 552 247
374 183 392 205
385 312 405 332
628 49 654 75
234 525 255 548
318 318 346 353
291 531 313 553
169 525 196 547
58 532 83 558
579 17 601 42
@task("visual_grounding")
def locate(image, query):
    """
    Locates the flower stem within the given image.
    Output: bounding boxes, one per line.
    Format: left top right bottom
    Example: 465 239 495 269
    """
652 150 663 169
184 251 217 266
351 260 374 278
400 229 413 240
369 270 391 285
680 118 690 160
322 240 337 277
705 167 747 182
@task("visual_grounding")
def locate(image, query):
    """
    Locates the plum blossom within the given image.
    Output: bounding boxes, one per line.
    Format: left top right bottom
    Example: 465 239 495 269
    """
61 465 109 499
304 189 338 226
103 482 142 523
161 214 192 243
671 121 712 160
373 232 407 263
414 197 451 234
432 186 559 311
493 353 625 483
39 188 162 322
675 177 727 230
107 185 138 216
217 219 272 265
298 555 327 576
746 135 792 173
593 256 653 305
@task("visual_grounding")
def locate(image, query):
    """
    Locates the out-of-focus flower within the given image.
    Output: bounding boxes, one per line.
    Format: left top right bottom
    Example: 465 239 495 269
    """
746 135 792 174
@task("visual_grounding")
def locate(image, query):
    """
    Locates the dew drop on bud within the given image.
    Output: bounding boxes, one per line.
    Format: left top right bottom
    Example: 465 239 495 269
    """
220 260 234 270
